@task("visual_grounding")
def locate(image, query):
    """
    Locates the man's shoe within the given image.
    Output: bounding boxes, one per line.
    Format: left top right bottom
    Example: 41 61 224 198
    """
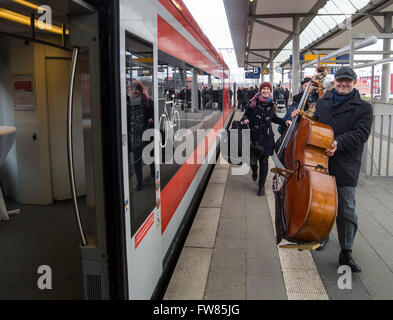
258 186 265 196
339 249 362 273
316 236 329 251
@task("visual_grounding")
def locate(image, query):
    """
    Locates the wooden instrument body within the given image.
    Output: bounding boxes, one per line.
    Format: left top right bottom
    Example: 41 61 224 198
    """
284 116 338 243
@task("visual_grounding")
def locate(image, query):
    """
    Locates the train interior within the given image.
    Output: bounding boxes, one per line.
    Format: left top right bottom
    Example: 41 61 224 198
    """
0 0 230 300
0 0 98 299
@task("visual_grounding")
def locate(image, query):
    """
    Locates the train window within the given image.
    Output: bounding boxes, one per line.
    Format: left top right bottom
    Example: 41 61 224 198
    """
125 33 156 237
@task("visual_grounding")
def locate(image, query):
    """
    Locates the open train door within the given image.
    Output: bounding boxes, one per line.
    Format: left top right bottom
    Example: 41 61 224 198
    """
69 0 163 300
118 3 163 299
66 4 109 299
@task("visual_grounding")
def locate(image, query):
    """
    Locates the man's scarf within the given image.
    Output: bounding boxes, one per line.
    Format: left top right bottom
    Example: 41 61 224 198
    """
330 88 355 108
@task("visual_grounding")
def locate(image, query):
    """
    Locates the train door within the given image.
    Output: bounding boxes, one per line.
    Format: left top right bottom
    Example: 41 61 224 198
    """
119 3 162 299
0 1 112 299
46 56 86 200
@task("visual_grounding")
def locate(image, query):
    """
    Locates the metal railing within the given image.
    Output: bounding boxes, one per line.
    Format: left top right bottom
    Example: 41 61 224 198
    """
362 102 393 177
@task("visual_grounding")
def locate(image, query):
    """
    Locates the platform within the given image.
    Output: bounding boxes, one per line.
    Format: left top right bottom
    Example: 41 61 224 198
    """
164 110 393 300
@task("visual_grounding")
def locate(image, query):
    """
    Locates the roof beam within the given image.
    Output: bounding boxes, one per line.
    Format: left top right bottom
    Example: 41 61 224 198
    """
272 0 328 61
251 18 293 35
245 0 258 68
249 48 293 51
251 13 313 19
247 51 270 61
250 12 393 19
279 0 393 67
368 15 385 33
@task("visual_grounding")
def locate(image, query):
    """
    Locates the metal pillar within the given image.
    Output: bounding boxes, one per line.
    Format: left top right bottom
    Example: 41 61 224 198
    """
382 13 392 103
270 63 274 84
349 37 355 67
292 15 300 95
208 75 212 88
233 83 237 108
261 63 264 83
192 70 198 112
281 69 284 86
269 50 274 84
371 65 375 101
179 68 186 87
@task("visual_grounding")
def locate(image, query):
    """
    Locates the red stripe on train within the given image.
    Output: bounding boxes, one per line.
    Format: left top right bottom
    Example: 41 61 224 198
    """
158 0 227 71
158 15 221 79
160 107 232 234
135 211 155 249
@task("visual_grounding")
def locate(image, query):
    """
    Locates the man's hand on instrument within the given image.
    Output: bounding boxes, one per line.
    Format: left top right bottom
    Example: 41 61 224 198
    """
285 120 292 126
291 109 300 119
242 119 249 125
326 140 337 157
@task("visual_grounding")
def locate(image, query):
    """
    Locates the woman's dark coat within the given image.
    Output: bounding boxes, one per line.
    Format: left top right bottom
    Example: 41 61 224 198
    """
241 95 286 156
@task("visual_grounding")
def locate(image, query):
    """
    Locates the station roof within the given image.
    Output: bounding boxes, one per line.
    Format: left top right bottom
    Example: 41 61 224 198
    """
224 0 393 70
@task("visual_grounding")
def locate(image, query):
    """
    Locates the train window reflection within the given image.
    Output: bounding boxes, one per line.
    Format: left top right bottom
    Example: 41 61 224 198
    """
125 34 156 237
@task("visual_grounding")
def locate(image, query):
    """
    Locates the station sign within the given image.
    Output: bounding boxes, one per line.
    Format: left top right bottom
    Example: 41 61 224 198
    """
245 67 261 79
289 54 343 65
329 67 340 75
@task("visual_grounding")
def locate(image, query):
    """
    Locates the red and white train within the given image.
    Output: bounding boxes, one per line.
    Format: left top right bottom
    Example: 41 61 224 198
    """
0 0 232 299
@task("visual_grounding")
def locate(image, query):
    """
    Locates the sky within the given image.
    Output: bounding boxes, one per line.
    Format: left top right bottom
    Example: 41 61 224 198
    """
182 0 246 84
182 0 392 87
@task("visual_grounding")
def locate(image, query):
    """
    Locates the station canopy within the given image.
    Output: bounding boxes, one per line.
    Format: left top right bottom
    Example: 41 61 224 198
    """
224 0 393 70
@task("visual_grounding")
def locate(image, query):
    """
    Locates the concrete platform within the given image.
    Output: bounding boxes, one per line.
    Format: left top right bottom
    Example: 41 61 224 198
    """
164 110 393 300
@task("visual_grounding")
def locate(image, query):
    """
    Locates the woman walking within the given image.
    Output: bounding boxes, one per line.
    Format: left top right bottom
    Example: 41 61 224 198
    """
241 82 290 196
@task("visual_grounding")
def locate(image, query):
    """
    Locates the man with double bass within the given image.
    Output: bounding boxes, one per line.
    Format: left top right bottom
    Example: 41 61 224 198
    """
292 66 373 272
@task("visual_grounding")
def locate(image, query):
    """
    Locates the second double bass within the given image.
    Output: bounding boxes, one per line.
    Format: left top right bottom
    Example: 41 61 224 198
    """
274 66 337 244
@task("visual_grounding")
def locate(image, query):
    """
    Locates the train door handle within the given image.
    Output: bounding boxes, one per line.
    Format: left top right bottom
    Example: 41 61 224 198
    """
67 47 87 247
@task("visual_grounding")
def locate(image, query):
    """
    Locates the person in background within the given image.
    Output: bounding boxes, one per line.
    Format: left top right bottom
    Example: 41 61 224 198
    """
277 77 318 135
127 80 154 191
284 87 289 109
241 82 290 196
237 87 243 109
274 84 285 103
241 87 249 111
291 66 373 271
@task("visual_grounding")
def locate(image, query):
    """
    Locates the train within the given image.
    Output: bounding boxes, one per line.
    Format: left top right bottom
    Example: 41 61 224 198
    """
0 0 233 299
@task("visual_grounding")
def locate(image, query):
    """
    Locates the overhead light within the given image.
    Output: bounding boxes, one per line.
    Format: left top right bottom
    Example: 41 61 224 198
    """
0 8 69 35
250 0 254 2
171 0 182 11
12 0 46 11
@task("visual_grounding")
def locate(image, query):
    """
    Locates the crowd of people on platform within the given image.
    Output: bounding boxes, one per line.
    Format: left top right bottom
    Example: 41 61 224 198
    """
237 85 290 111
169 85 232 111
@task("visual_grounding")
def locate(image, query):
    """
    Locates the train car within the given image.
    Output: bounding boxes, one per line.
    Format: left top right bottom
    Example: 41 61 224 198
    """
0 0 233 299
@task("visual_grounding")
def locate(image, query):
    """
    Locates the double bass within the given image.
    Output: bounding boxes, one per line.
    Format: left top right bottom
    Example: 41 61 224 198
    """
273 66 337 244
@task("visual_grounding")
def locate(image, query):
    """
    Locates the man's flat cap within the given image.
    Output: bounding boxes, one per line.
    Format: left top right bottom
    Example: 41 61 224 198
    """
335 66 357 81
301 77 312 85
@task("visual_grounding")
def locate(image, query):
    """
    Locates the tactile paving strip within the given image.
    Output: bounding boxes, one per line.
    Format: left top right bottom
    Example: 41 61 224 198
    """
266 159 329 300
